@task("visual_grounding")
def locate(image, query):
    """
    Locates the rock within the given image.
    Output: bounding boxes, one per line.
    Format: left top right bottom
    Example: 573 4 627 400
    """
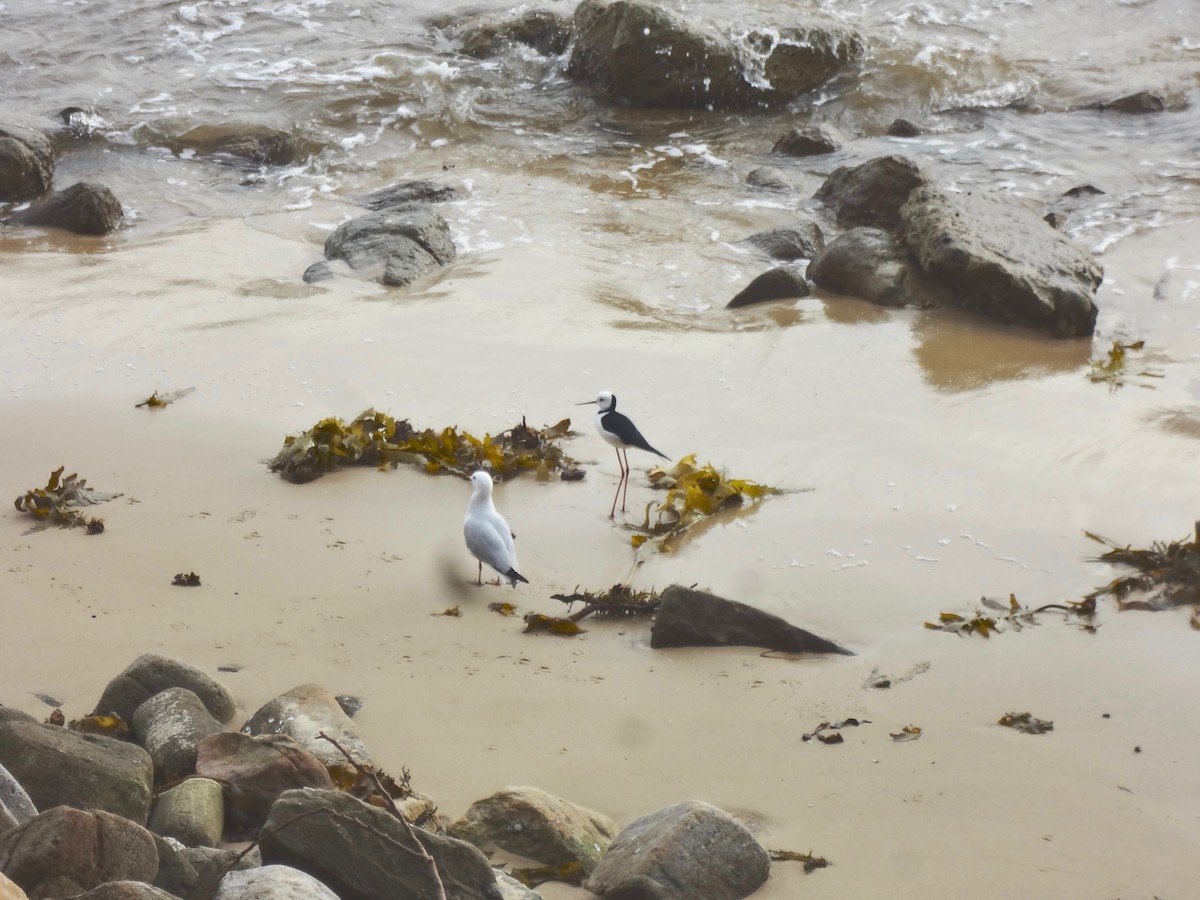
261 788 502 900
0 707 154 824
147 778 224 848
494 873 539 900
93 654 237 725
194 733 333 834
68 883 177 900
301 261 335 284
807 227 916 307
444 8 572 59
772 124 841 156
567 0 861 111
8 182 122 235
584 801 768 900
133 687 224 784
886 117 923 137
214 865 341 900
899 185 1102 337
448 786 617 876
334 696 362 718
0 125 55 202
358 180 457 210
744 167 791 192
0 762 38 830
241 684 371 776
312 208 456 287
0 807 158 898
1087 90 1166 114
176 124 304 166
650 585 851 654
0 872 28 900
727 266 809 309
814 154 930 230
152 835 260 898
741 225 823 261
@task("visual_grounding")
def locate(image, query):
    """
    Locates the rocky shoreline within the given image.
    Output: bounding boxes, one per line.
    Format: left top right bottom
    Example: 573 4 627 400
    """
1 582 846 900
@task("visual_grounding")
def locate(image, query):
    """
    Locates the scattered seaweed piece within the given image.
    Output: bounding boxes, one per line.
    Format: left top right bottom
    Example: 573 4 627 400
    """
924 594 1095 637
172 572 202 587
268 409 582 484
434 606 462 618
14 467 122 532
550 583 661 621
768 850 830 874
628 454 784 551
1085 527 1200 610
802 719 870 743
998 712 1054 734
890 725 923 742
863 662 930 689
523 613 586 636
1087 340 1162 389
135 387 195 408
488 602 518 617
69 712 129 738
509 862 585 887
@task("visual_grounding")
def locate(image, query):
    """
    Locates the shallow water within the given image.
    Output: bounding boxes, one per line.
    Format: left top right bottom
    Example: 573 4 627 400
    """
2 0 1200 897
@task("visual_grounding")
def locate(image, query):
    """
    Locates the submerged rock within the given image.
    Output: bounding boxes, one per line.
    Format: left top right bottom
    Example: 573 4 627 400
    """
900 185 1102 337
1086 90 1167 114
740 224 823 261
650 585 851 654
304 207 456 287
772 123 842 157
358 180 458 210
727 266 809 308
567 0 862 111
175 124 305 166
744 167 792 192
0 125 55 202
443 8 572 59
8 181 123 235
584 800 769 900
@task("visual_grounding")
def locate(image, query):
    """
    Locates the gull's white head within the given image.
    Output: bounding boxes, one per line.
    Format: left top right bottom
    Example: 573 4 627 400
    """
469 471 494 494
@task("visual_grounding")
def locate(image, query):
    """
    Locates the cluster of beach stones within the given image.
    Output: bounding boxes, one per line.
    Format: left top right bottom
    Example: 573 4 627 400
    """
0 653 775 900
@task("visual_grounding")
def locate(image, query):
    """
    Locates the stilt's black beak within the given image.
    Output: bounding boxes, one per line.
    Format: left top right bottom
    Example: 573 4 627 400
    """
576 400 598 406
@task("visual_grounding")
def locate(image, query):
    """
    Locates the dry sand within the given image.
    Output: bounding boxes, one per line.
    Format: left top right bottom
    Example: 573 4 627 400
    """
3 218 1199 898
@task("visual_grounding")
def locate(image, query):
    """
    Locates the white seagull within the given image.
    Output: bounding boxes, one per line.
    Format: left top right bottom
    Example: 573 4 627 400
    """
577 389 669 517
463 471 528 586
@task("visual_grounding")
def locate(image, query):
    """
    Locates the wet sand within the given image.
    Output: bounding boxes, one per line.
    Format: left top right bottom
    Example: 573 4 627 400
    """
3 218 1200 898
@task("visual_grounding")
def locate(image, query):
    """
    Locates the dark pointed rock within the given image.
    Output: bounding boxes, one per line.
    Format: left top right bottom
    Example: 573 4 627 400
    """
741 224 823 261
814 154 930 230
650 585 851 654
0 125 55 202
8 181 122 235
727 266 809 309
772 124 842 157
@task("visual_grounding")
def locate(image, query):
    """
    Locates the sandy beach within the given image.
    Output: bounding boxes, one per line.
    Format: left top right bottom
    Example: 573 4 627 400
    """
3 210 1200 897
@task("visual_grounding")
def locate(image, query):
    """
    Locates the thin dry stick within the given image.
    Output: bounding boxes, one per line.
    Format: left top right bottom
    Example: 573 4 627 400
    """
316 730 448 900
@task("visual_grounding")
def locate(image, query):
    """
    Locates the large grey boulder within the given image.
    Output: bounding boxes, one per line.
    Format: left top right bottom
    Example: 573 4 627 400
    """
93 654 237 725
650 585 850 654
0 708 153 824
567 0 861 110
584 801 769 900
147 778 224 848
900 185 1102 337
448 786 617 876
814 154 930 230
0 807 158 899
241 684 371 776
0 125 55 202
261 788 502 900
133 687 224 784
304 208 456 287
214 865 341 900
194 733 333 834
9 182 123 235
